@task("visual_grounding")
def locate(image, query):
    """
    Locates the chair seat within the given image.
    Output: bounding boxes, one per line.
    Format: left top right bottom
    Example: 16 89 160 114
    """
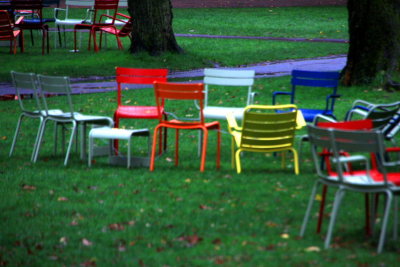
161 119 220 130
326 170 400 186
204 106 245 120
56 19 86 26
115 106 161 119
300 108 333 122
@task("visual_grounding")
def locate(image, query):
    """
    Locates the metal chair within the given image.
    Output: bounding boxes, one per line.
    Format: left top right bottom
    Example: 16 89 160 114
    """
34 74 113 166
226 104 305 174
150 82 221 172
0 10 24 54
95 13 131 51
73 0 119 52
272 70 341 122
301 124 400 254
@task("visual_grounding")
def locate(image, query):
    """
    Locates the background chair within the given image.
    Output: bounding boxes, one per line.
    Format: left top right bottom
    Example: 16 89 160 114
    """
202 68 256 120
227 104 303 174
113 67 168 152
95 13 131 51
34 74 113 166
54 0 94 48
301 125 400 254
73 0 119 52
11 0 51 54
150 82 221 172
0 9 23 54
272 70 340 122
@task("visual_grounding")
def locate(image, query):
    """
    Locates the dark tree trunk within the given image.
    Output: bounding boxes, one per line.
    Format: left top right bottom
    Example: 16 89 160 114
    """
127 0 182 55
343 0 400 90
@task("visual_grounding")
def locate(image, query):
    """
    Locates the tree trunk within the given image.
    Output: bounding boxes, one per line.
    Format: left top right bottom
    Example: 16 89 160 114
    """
127 0 182 55
343 0 400 89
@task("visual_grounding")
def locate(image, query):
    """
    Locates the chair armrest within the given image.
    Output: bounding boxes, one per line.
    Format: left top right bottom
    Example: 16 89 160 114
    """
272 91 292 105
249 92 258 105
14 16 24 25
100 13 131 24
313 114 337 125
325 93 341 111
226 112 241 134
344 100 374 121
337 155 371 174
53 7 66 20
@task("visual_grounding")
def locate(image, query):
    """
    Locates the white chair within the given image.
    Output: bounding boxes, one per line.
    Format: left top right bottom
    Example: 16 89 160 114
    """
202 68 256 120
34 74 113 166
54 0 94 48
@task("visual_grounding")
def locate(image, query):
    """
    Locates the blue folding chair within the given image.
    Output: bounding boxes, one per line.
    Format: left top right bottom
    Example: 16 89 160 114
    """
272 70 341 122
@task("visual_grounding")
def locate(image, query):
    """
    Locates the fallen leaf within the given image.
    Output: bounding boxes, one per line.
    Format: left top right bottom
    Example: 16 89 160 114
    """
82 238 93 246
109 223 125 231
177 234 202 247
305 246 321 252
280 233 290 239
59 237 68 245
22 184 36 191
57 197 68 202
199 204 212 210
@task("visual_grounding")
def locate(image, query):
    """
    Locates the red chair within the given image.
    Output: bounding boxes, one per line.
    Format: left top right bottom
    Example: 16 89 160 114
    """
114 67 168 152
95 13 131 51
150 82 221 172
10 0 49 54
73 0 119 52
0 10 24 54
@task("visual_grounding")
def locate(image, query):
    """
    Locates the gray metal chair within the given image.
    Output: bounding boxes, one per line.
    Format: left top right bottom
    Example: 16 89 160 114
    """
34 74 113 166
301 124 400 253
9 71 64 161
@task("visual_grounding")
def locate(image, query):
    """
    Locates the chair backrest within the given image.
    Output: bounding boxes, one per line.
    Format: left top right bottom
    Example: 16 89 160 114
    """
291 69 340 110
92 0 119 24
37 74 75 118
240 104 298 151
203 68 255 107
10 71 42 114
0 10 13 40
307 124 389 185
115 67 168 106
11 0 44 21
116 17 132 37
153 82 205 123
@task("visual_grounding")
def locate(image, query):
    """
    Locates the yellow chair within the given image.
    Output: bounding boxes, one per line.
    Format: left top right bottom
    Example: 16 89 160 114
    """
227 104 305 174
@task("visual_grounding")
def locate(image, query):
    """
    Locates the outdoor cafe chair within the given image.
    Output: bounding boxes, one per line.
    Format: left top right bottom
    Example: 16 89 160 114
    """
11 0 51 54
150 82 221 172
95 12 131 51
0 10 23 54
113 67 168 152
301 124 400 254
34 74 113 166
9 71 64 161
272 70 341 122
73 0 119 52
226 104 305 174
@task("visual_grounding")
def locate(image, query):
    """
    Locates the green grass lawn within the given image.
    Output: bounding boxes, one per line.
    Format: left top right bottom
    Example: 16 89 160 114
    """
1 6 400 267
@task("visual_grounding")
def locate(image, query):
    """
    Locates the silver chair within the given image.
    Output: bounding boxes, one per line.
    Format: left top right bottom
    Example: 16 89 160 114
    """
301 124 400 253
9 71 63 161
34 74 113 166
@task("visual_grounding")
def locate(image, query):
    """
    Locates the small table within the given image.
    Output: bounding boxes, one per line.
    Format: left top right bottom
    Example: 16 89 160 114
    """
88 127 150 168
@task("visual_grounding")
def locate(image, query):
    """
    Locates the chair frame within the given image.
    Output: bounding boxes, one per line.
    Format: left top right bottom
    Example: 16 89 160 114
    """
227 104 302 174
272 70 340 122
0 10 24 54
150 82 221 172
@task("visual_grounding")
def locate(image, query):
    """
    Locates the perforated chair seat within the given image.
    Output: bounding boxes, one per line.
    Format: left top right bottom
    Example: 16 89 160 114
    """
203 106 245 120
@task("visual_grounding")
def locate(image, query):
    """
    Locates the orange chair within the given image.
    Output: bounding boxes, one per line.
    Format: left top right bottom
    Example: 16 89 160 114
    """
73 0 119 52
114 67 168 152
0 10 24 54
95 13 131 51
150 82 221 172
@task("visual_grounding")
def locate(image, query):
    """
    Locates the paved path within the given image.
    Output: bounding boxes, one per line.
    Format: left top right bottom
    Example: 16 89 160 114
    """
0 55 346 96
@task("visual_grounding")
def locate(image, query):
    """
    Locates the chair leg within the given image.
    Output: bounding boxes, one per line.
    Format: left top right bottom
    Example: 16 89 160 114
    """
150 125 161 171
74 29 78 52
200 128 208 172
235 149 242 174
292 148 299 175
300 180 321 237
9 114 24 157
175 128 179 166
231 136 235 169
324 188 345 249
216 126 221 169
33 118 49 163
317 185 328 234
377 191 392 254
31 117 44 162
393 196 398 240
64 121 77 166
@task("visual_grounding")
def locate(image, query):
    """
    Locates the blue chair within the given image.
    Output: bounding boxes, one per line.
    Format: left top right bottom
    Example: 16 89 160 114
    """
272 70 341 122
